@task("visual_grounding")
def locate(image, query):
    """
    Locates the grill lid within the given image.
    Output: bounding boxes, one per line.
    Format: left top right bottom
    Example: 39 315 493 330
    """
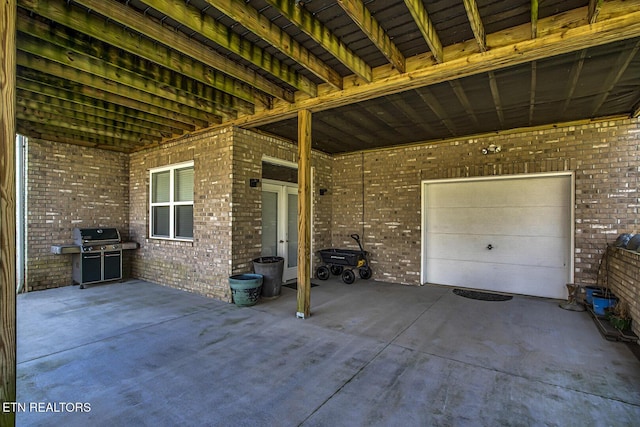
74 228 121 245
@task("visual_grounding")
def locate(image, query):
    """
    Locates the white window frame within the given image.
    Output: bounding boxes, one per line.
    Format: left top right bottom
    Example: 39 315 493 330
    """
149 161 194 241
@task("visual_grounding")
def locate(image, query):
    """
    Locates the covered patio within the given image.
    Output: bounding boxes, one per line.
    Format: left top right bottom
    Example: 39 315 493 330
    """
17 279 640 425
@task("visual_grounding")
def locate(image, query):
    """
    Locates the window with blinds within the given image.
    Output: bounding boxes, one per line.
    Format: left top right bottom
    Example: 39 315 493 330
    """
149 161 194 240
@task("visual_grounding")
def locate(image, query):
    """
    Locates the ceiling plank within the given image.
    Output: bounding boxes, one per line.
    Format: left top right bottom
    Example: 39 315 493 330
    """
336 0 405 73
488 71 505 127
590 40 640 116
230 6 640 129
16 8 259 107
16 52 222 126
263 0 372 82
403 0 444 63
64 0 316 97
142 0 335 91
588 0 604 24
16 74 197 131
531 0 538 38
462 0 487 52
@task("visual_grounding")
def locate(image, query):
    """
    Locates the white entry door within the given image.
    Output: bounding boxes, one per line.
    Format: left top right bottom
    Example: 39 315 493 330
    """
422 173 574 299
262 182 298 282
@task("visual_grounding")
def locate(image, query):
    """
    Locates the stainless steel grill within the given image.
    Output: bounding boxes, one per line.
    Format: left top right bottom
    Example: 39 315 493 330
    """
51 228 138 289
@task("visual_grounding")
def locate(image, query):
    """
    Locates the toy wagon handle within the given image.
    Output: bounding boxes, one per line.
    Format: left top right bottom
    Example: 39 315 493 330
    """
350 234 364 252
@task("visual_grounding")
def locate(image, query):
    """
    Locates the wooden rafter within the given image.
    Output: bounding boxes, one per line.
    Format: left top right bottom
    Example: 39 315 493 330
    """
16 6 260 107
529 61 537 125
262 0 372 81
202 0 344 89
462 0 487 52
71 0 318 97
16 52 222 126
16 74 198 131
231 7 640 129
16 27 253 118
531 0 539 38
488 71 505 127
589 0 604 24
404 0 444 63
590 40 640 116
449 80 480 128
415 88 457 136
336 0 406 73
560 51 588 117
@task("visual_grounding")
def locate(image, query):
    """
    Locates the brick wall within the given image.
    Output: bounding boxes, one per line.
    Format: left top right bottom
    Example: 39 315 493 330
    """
129 127 332 301
332 118 640 287
607 247 640 338
26 139 129 291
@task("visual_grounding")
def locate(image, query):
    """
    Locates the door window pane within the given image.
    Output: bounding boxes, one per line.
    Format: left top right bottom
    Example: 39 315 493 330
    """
261 191 278 256
287 193 298 269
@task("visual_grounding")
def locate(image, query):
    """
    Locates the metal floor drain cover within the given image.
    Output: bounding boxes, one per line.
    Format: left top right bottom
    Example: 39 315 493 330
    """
453 289 513 302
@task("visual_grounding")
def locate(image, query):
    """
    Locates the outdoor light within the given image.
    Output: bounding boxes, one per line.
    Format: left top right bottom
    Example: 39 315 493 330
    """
319 188 328 195
481 144 502 155
249 178 260 187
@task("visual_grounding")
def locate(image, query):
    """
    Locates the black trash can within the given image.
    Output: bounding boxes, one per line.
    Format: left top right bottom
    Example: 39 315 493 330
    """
253 256 284 298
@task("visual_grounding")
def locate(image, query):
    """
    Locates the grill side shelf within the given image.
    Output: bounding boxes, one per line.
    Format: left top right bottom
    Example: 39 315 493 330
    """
51 245 81 254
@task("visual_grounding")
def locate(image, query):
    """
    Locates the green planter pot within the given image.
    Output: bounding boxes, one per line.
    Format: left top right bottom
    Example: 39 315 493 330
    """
229 274 263 307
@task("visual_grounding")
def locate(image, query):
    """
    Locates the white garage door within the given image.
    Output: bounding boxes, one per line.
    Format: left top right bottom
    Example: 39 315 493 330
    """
422 173 573 299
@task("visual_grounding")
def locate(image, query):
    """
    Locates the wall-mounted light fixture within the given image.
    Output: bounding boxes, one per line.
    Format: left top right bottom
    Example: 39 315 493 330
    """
481 144 502 155
319 188 328 196
249 178 260 188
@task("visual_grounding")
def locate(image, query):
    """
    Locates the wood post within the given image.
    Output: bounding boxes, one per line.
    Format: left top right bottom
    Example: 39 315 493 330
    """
296 110 311 318
1 0 17 425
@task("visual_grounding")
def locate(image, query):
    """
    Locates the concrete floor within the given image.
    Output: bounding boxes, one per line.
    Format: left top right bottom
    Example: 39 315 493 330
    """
16 278 640 426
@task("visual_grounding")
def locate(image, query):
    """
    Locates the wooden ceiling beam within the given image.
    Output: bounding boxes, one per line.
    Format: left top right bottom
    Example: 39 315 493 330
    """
560 51 588 117
588 0 604 24
449 80 480 128
129 0 320 94
17 88 183 137
462 0 487 52
415 88 458 136
16 9 259 107
16 73 197 131
17 32 246 119
16 123 141 152
16 50 224 126
230 5 640 129
336 0 406 73
16 93 171 140
263 0 371 82
590 40 640 116
531 0 539 38
487 71 505 127
16 114 159 144
528 61 537 125
24 0 302 101
206 0 343 88
403 0 444 63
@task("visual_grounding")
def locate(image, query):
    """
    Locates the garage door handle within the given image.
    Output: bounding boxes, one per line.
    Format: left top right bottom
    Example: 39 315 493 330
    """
486 244 493 250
